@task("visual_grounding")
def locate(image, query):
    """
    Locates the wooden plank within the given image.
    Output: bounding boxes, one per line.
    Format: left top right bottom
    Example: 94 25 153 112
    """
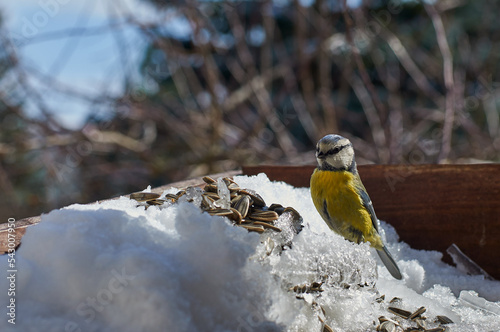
0 170 242 254
242 164 500 279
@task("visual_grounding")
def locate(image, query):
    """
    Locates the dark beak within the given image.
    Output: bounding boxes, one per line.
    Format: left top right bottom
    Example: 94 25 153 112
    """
316 151 325 159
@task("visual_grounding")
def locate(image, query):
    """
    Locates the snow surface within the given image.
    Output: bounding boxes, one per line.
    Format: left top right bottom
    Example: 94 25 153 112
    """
1 173 500 331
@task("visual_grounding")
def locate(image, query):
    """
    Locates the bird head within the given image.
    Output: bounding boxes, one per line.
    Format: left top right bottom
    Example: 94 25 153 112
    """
315 134 355 171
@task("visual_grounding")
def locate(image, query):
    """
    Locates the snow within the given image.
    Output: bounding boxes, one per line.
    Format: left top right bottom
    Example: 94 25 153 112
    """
2 173 500 331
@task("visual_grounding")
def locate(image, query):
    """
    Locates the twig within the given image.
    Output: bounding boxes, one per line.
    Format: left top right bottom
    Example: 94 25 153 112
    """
347 73 389 162
425 3 455 162
379 28 441 101
341 0 388 162
317 0 338 135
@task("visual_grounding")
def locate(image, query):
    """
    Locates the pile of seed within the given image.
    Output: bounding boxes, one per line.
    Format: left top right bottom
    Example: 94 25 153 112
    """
374 296 454 332
130 176 303 236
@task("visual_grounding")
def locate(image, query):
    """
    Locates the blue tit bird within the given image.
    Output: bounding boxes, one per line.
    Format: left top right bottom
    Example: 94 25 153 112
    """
310 134 402 280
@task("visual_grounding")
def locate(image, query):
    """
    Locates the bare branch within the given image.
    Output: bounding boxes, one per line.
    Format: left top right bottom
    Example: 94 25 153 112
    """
425 3 456 162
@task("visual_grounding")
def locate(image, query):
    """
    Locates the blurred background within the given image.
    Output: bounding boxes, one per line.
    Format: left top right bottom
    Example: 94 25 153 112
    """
0 0 499 223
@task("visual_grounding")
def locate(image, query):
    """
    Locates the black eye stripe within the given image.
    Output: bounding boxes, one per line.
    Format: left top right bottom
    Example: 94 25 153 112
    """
326 144 350 155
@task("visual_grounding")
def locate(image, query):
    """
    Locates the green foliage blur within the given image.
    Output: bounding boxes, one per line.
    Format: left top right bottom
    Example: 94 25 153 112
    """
0 0 499 222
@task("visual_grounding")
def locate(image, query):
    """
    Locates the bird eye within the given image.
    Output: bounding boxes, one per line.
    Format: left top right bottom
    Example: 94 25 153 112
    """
327 147 340 155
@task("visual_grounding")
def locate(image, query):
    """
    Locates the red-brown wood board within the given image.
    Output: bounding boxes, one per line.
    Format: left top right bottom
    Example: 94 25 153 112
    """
242 164 500 279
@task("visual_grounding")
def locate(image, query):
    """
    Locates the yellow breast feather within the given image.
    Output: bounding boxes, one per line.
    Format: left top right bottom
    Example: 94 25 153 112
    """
310 169 383 249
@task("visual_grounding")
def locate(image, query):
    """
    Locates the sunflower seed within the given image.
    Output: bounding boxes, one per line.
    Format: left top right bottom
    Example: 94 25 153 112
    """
227 183 240 192
164 193 178 202
378 316 399 327
436 315 453 325
283 206 300 215
414 317 426 330
203 192 220 200
377 321 397 332
253 221 282 232
238 189 266 207
388 307 411 319
322 322 334 332
232 195 250 218
229 207 243 224
248 210 279 222
204 184 218 192
239 224 265 233
130 192 161 202
311 282 323 291
201 195 216 210
146 199 165 205
291 285 307 293
222 177 240 192
268 203 284 213
425 328 446 332
207 208 233 217
389 297 402 304
222 177 237 185
282 207 304 234
202 176 216 184
409 306 426 320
